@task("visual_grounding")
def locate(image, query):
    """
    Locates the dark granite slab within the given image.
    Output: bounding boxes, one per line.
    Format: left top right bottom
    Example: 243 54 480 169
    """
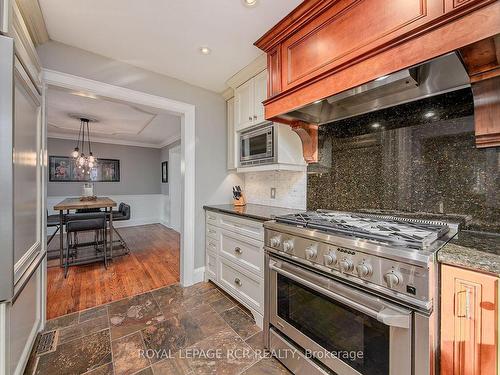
307 88 500 233
204 204 304 222
438 231 500 276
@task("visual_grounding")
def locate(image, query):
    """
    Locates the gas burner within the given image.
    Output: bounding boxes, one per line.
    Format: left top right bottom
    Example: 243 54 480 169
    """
275 210 449 250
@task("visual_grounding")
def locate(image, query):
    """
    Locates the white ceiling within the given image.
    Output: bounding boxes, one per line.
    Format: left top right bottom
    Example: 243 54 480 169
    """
47 86 181 148
38 0 302 92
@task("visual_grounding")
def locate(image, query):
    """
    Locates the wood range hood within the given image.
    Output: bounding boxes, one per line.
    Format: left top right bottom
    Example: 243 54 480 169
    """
254 0 500 163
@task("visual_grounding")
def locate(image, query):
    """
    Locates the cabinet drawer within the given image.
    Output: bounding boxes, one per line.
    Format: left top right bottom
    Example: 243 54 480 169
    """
206 237 218 253
218 213 264 240
206 224 219 241
206 250 217 281
206 211 218 226
220 229 263 277
219 257 263 314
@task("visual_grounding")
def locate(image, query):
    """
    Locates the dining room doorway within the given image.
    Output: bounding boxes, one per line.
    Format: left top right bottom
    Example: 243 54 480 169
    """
43 71 196 319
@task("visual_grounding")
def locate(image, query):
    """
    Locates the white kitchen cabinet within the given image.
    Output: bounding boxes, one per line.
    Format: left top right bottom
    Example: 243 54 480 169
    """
253 70 267 125
235 79 254 131
226 97 237 170
205 210 264 328
234 70 268 131
0 264 44 375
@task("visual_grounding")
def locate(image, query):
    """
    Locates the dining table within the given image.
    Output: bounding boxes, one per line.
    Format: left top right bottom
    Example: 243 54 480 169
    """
53 197 117 267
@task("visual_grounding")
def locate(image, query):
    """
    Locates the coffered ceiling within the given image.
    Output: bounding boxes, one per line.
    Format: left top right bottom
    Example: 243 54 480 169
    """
37 0 303 92
47 86 181 148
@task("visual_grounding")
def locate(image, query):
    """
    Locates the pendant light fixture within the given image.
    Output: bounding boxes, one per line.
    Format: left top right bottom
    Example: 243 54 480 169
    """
71 117 98 175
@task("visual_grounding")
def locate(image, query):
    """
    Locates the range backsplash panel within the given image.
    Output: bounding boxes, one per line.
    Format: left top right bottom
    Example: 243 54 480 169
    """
307 88 500 232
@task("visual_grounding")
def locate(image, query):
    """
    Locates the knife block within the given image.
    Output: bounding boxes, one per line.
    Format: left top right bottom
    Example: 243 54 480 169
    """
233 193 247 207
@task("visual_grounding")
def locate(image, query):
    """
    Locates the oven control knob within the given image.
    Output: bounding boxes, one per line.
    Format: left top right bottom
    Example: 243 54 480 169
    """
305 246 317 260
270 236 281 247
356 263 373 278
339 259 354 273
283 240 294 253
323 252 337 266
384 271 402 288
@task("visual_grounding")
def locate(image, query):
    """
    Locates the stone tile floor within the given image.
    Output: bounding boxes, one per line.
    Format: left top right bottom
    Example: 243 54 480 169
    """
25 281 291 375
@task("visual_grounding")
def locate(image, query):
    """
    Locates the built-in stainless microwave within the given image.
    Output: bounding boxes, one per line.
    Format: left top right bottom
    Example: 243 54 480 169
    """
239 123 276 167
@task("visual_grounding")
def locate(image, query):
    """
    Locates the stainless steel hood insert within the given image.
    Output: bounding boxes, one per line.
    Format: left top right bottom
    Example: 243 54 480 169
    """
281 53 471 126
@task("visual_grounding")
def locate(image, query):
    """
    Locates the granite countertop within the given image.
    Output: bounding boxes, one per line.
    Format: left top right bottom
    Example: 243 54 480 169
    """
438 231 500 276
204 204 304 222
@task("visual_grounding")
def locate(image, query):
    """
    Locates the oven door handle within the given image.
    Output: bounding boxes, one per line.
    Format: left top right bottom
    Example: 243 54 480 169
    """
269 260 411 329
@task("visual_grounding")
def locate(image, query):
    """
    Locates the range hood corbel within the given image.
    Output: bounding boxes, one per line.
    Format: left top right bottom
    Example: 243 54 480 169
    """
459 35 500 148
273 118 319 164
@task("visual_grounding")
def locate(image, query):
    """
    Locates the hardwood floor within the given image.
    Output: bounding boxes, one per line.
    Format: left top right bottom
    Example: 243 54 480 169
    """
46 224 180 320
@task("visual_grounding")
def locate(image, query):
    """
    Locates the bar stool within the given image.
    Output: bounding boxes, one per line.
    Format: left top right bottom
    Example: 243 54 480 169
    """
47 210 64 246
110 203 131 253
64 214 107 278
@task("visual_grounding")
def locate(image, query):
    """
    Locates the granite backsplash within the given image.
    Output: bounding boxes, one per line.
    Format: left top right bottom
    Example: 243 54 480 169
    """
307 88 500 232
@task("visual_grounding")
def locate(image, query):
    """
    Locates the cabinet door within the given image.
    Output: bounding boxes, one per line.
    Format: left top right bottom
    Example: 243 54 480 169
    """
441 265 498 375
13 57 43 283
253 70 267 125
226 97 237 170
235 79 254 131
444 0 488 13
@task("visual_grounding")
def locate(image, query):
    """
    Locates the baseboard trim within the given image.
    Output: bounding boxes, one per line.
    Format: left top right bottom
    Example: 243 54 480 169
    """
159 219 171 229
193 267 206 284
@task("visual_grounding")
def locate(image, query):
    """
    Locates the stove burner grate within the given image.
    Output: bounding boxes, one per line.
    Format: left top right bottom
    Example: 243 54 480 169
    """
275 210 449 250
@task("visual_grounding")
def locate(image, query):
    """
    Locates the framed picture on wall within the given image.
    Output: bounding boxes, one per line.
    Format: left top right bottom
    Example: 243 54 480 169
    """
162 161 168 183
49 156 121 182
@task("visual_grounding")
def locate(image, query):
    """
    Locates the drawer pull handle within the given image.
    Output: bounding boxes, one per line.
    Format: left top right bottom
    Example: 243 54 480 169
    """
208 229 216 234
234 247 242 255
234 278 242 287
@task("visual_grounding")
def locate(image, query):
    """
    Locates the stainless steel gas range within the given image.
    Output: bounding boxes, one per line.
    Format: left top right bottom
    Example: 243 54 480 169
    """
263 211 457 375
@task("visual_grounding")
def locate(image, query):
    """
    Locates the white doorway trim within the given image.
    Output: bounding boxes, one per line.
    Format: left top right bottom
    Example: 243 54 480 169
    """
168 144 182 233
42 69 196 286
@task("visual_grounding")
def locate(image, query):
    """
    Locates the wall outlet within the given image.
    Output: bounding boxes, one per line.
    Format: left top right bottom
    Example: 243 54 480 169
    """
270 188 276 199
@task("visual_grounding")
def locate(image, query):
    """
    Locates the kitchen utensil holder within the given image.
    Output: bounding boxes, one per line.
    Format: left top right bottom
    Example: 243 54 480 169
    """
233 193 246 207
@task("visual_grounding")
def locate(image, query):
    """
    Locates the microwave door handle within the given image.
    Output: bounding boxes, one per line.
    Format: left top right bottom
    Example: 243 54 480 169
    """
269 261 410 329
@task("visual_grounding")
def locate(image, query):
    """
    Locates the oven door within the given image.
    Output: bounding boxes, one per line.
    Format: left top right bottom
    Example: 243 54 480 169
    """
268 256 412 375
240 125 274 163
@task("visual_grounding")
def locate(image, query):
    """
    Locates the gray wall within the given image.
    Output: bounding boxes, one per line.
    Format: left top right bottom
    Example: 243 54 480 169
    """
38 41 244 269
48 138 161 196
160 140 181 196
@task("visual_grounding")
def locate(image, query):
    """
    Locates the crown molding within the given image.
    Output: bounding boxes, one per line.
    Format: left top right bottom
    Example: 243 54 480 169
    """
47 132 177 149
16 0 49 46
225 53 267 89
221 87 234 101
159 134 181 148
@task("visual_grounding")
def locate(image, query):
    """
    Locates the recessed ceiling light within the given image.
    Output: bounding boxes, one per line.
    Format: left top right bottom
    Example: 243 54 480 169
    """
375 75 390 82
242 0 258 7
199 46 211 55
